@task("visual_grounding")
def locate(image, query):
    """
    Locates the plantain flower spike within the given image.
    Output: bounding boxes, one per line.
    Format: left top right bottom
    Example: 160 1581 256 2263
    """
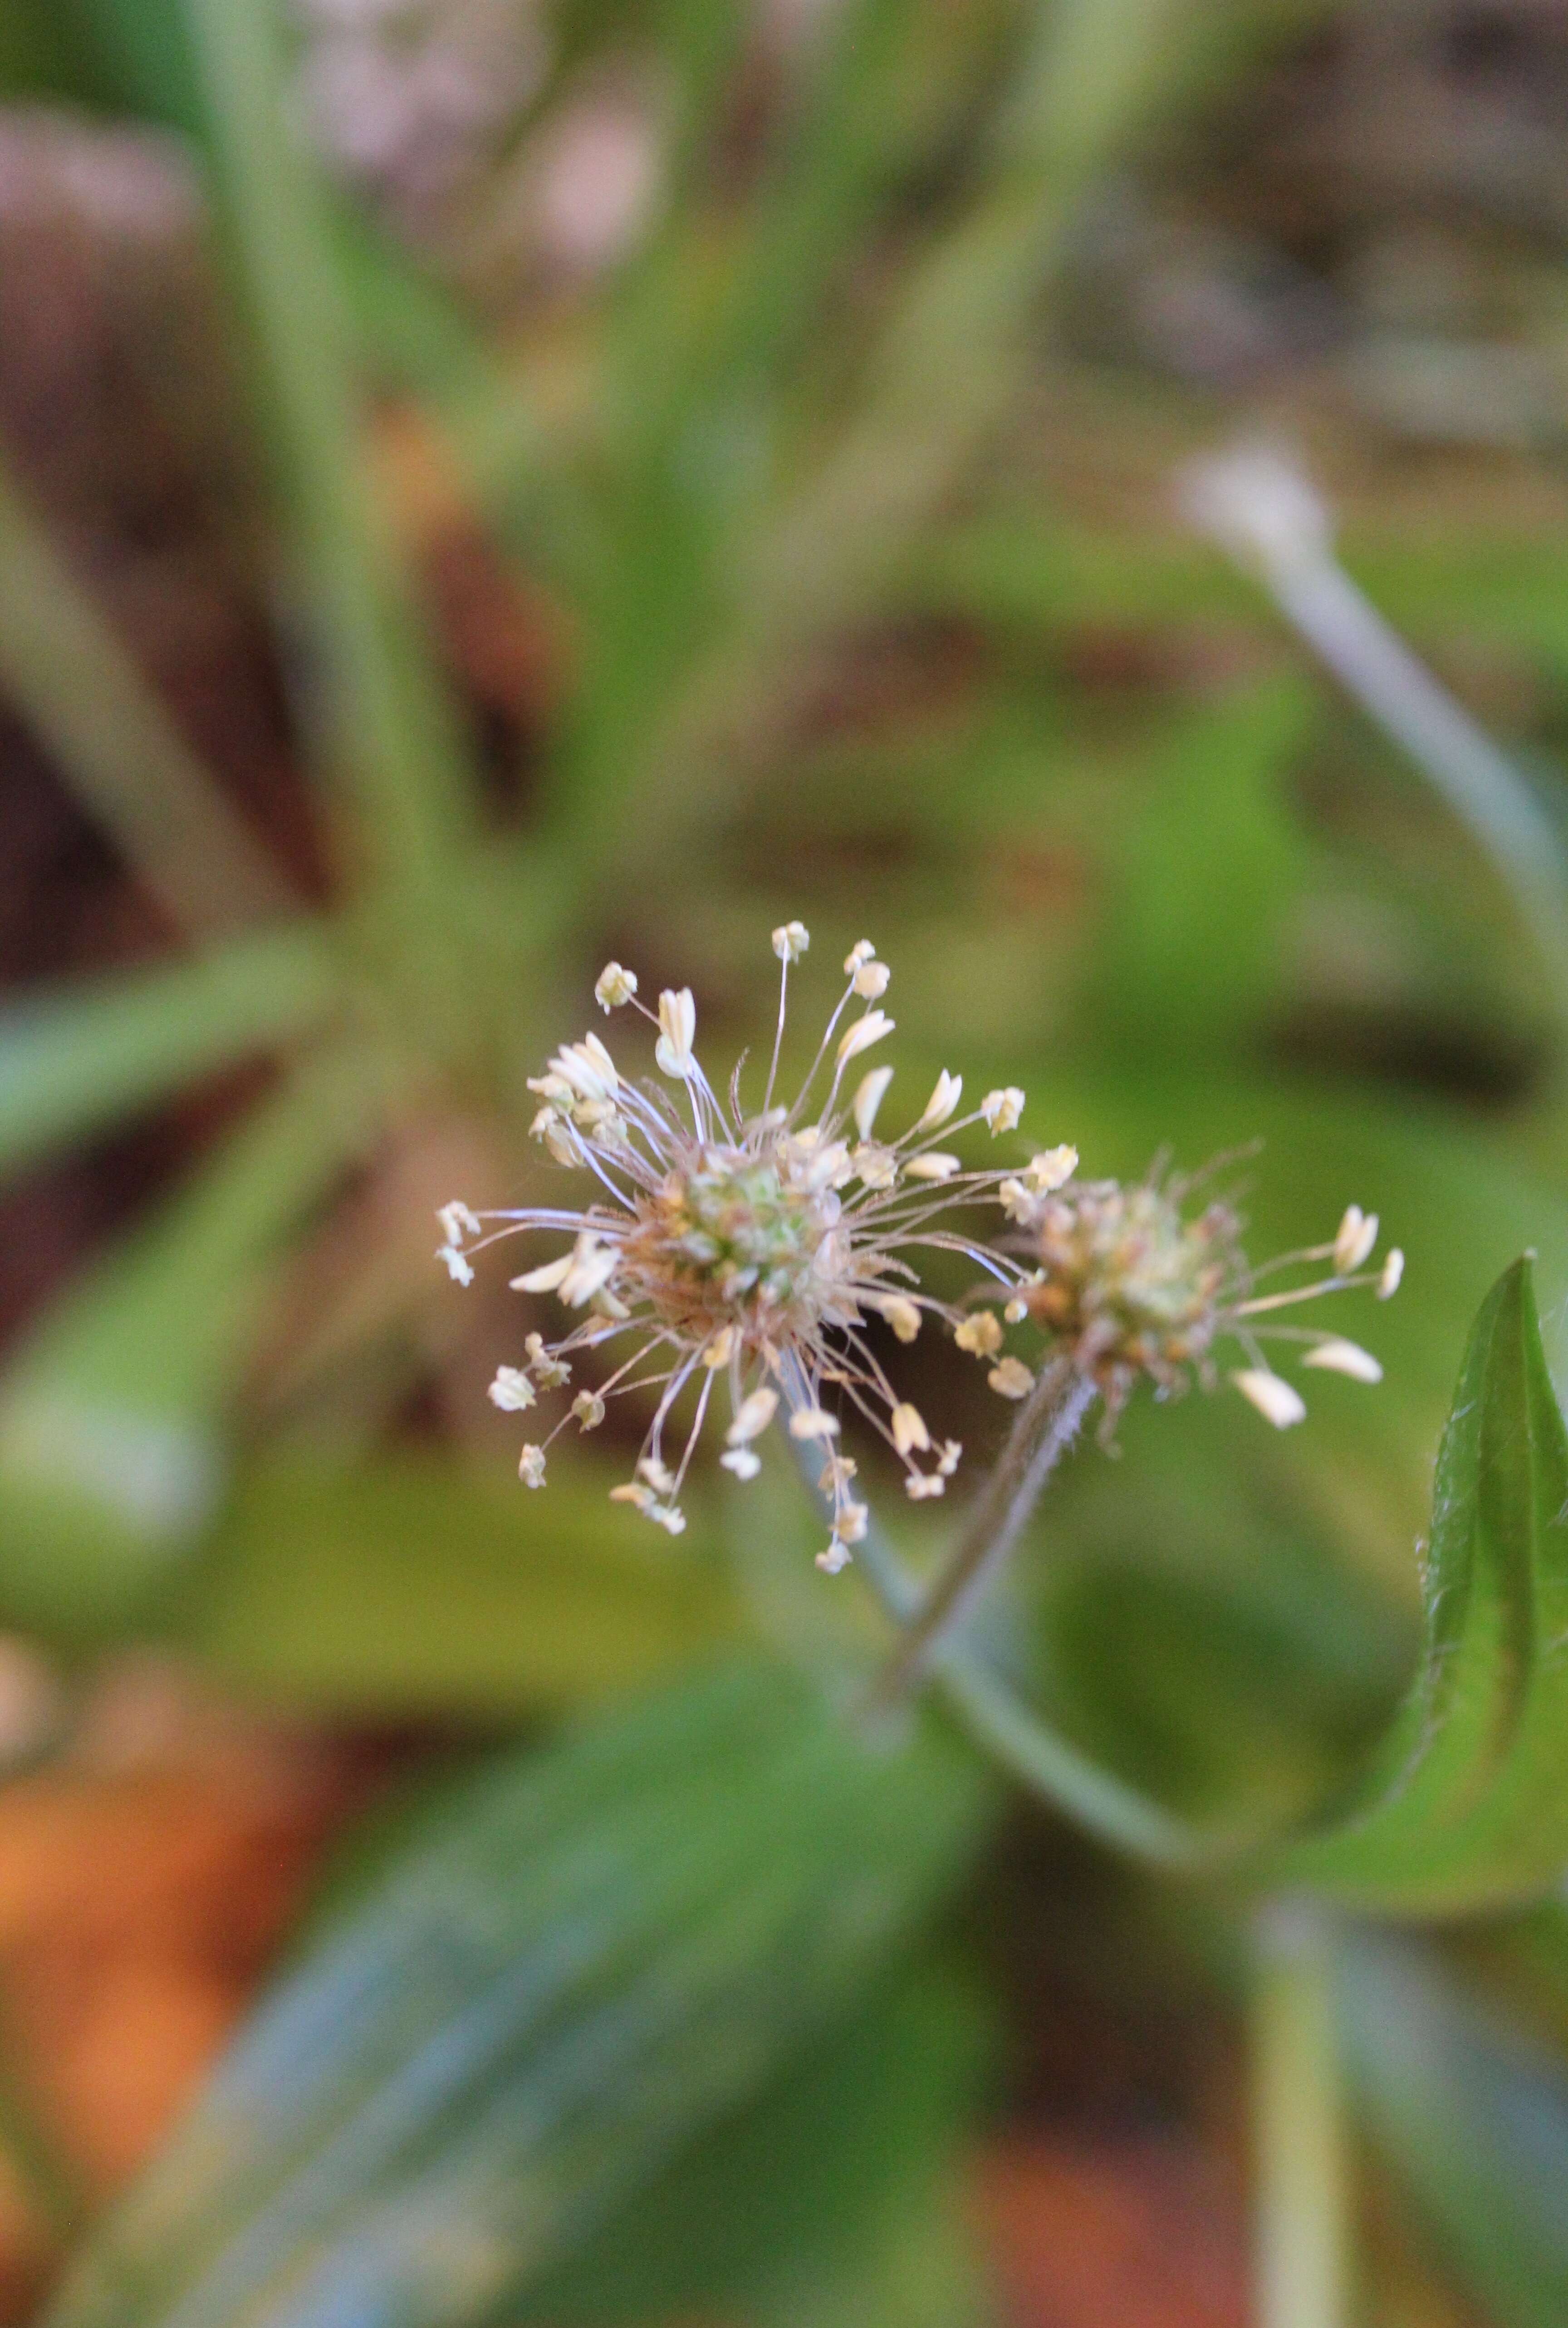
964 1162 1399 1438
437 929 1057 1569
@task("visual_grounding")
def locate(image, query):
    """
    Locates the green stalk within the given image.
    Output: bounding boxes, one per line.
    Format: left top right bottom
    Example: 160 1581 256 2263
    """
1250 1904 1353 2328
873 1359 1094 1702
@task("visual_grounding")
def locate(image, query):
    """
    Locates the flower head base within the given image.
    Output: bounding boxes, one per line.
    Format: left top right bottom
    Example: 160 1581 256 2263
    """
984 1170 1398 1434
439 930 1044 1568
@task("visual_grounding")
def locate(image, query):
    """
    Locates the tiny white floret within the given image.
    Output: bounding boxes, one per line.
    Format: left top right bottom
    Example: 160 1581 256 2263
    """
1334 1205 1378 1275
980 1087 1025 1135
1232 1370 1307 1429
917 1070 963 1131
595 962 638 1011
836 1010 894 1067
789 1406 841 1440
1302 1338 1383 1384
891 1402 930 1456
727 1388 779 1444
853 1065 894 1140
488 1366 536 1412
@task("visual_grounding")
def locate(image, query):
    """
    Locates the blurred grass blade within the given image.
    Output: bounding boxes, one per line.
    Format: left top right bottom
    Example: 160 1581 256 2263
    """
327 201 609 608
0 927 338 1188
43 1660 991 2328
516 1965 992 2326
0 443 297 940
184 0 483 939
1260 1257 1568 1914
1339 1933 1568 2328
0 1049 377 1634
54 0 204 131
176 1454 744 1717
1088 679 1313 1057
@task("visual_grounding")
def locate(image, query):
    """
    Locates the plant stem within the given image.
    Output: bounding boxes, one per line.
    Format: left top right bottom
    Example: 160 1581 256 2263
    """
1251 1903 1353 2328
872 1359 1095 1702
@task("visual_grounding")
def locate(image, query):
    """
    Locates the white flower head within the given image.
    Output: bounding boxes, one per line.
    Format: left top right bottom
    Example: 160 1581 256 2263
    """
442 934 1039 1558
518 1444 547 1487
1378 1248 1404 1300
985 1163 1401 1438
437 1245 475 1286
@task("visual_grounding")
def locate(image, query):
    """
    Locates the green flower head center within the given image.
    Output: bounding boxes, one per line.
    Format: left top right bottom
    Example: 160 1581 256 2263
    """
632 1147 832 1329
1029 1184 1238 1366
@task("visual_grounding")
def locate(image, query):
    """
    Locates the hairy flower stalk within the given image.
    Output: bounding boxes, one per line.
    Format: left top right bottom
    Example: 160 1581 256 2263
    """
437 927 1047 1569
879 1168 1401 1694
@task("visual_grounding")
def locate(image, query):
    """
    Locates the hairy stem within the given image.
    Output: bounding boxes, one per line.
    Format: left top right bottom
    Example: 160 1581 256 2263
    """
1251 1903 1352 2328
873 1358 1096 1702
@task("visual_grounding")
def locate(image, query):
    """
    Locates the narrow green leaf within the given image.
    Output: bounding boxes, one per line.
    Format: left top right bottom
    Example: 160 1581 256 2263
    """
43 1660 991 2328
1339 1933 1568 2328
55 0 203 130
1087 680 1313 1057
185 0 484 956
1261 1257 1568 1913
0 927 338 1187
0 442 297 941
176 1455 744 1716
0 1054 375 1633
516 1965 991 2326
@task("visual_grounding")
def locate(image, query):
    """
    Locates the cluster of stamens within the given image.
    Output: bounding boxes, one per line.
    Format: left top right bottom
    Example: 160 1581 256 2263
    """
436 925 1055 1570
975 1168 1401 1434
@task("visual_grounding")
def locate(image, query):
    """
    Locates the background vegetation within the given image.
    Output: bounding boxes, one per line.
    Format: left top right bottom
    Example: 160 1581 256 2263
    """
1 0 1568 2322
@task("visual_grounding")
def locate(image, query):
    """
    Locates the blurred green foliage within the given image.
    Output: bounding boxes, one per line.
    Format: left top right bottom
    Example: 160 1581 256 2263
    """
0 0 1563 2322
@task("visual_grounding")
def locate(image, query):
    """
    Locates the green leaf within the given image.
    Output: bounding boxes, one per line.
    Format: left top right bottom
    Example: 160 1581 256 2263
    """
175 1455 744 1716
515 1965 992 2326
1086 678 1314 1057
1340 1932 1568 2328
185 0 485 987
1259 1256 1568 1913
0 928 338 1188
0 1056 374 1634
43 1660 992 2328
55 0 203 130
